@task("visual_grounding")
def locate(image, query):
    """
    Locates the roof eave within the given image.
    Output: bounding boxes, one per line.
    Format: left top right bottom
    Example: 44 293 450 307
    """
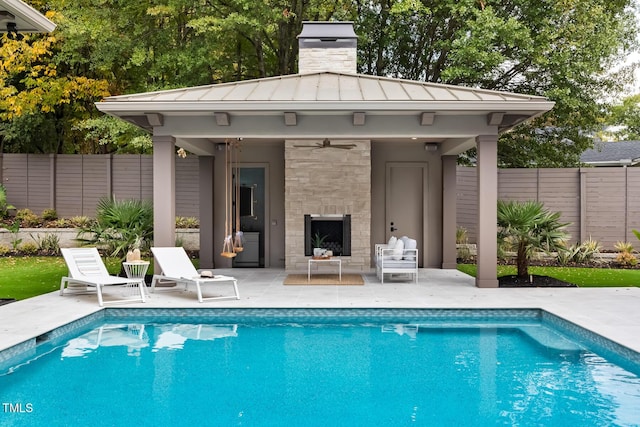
0 0 56 33
582 160 640 167
96 100 555 114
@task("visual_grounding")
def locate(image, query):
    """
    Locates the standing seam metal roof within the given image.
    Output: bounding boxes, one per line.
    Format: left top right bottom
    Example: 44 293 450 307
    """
103 72 548 104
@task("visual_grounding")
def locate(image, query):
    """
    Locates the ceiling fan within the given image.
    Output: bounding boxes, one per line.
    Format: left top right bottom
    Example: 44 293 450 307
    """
293 138 357 150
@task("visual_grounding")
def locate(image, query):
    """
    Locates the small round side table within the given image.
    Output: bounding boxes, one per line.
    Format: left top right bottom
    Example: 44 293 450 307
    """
123 261 150 296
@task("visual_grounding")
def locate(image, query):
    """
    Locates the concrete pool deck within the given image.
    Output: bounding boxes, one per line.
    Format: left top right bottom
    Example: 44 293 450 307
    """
1 268 639 355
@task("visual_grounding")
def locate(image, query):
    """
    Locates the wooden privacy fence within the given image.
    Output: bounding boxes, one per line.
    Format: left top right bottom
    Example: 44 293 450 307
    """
457 167 640 250
0 153 199 218
1 154 638 250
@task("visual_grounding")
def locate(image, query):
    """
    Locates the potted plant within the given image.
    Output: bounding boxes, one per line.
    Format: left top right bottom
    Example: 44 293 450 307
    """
311 232 328 257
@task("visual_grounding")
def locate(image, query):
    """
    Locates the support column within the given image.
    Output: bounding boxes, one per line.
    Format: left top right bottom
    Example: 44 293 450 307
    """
49 154 56 210
476 135 498 288
152 136 176 252
199 156 215 269
442 155 458 269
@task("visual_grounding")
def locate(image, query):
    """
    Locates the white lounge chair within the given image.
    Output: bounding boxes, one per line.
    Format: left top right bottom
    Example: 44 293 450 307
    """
60 248 146 307
150 247 240 302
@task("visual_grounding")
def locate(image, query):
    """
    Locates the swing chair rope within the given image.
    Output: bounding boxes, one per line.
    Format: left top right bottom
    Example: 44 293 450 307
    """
233 140 244 252
221 139 236 258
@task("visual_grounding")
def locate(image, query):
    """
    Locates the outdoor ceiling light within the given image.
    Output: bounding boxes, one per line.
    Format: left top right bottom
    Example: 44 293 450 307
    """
425 142 438 152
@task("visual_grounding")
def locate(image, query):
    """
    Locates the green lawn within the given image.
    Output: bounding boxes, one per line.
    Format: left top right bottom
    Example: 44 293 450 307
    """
0 256 128 300
457 264 640 287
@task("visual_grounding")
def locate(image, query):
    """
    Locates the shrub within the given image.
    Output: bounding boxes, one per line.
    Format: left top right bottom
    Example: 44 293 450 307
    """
176 216 199 228
0 244 10 256
456 226 468 244
69 216 94 228
3 221 21 250
46 218 71 228
15 209 40 227
557 237 601 265
616 251 638 267
31 233 60 255
0 184 15 219
455 226 473 261
18 242 39 255
614 241 637 266
41 209 58 221
77 197 153 260
614 241 634 253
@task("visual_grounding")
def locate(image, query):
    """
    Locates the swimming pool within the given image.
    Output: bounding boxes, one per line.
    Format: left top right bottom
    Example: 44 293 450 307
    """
1 308 639 426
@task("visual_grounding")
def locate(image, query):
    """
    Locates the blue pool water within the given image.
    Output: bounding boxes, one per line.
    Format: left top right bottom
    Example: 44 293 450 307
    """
1 309 640 426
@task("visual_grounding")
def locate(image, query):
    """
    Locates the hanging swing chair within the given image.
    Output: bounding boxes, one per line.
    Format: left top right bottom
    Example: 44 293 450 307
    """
221 139 237 258
233 139 244 253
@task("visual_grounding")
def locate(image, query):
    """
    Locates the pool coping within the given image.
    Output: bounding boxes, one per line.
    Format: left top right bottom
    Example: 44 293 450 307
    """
1 268 639 362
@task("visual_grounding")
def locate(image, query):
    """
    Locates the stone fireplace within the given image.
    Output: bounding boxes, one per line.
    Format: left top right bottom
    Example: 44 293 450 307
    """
283 22 370 271
284 140 371 271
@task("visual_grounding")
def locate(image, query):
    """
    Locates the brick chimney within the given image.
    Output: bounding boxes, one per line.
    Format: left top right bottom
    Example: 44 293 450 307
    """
297 21 357 74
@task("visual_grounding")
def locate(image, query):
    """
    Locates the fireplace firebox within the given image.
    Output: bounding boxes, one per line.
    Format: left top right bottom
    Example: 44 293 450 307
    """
304 214 351 256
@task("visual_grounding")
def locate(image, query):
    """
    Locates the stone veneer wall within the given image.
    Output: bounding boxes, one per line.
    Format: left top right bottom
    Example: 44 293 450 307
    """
284 140 371 271
298 48 357 74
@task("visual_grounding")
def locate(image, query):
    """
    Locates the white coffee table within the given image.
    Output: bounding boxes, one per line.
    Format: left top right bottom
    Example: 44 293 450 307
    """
308 258 341 282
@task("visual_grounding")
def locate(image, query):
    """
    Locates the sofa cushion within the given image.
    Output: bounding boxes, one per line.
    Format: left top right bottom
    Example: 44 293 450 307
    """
392 238 404 260
403 238 417 261
380 259 417 268
387 236 397 248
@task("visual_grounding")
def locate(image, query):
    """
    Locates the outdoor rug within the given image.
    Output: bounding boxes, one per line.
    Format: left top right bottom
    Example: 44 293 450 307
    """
283 274 364 286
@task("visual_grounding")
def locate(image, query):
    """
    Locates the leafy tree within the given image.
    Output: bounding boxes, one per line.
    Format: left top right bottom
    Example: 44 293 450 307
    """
497 200 569 278
355 0 638 167
73 116 152 154
601 94 640 141
1 0 638 161
0 29 110 153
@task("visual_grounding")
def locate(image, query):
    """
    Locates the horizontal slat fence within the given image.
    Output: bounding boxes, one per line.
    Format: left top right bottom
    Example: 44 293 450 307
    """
2 154 639 250
1 154 198 218
457 166 640 249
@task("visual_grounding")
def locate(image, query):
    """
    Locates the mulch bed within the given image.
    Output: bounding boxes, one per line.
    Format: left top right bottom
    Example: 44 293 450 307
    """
498 275 577 288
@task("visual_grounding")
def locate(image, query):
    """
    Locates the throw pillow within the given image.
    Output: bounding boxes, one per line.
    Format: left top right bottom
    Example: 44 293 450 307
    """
388 236 397 248
392 238 404 260
403 238 417 261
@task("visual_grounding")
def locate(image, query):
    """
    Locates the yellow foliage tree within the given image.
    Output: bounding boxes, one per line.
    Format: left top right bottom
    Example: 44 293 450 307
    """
0 29 110 153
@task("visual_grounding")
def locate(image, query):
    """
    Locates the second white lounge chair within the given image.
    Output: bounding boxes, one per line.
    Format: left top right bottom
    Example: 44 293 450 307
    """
150 247 240 302
60 247 146 307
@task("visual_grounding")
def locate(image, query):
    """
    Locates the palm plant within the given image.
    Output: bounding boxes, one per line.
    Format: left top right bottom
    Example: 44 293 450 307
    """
0 184 15 218
497 200 569 278
76 197 153 260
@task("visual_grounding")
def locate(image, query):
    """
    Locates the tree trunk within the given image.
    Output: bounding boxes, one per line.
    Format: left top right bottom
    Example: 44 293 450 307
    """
516 242 529 278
